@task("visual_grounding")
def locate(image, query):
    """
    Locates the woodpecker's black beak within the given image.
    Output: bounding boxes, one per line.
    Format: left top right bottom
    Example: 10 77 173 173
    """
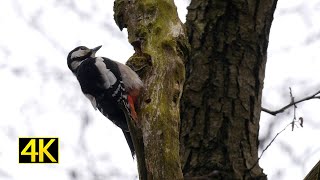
92 45 102 53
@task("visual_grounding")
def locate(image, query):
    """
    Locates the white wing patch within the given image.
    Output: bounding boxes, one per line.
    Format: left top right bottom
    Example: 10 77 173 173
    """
95 57 117 89
85 94 97 110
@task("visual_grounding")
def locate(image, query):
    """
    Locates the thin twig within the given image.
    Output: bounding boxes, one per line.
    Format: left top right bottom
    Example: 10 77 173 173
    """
289 87 297 131
262 89 320 116
249 122 293 171
250 88 305 171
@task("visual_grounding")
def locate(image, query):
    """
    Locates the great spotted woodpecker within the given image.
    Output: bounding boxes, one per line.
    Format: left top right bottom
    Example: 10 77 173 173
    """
67 45 143 156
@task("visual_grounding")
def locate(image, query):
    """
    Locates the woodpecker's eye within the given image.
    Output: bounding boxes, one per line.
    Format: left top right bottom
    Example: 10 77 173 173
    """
70 47 89 59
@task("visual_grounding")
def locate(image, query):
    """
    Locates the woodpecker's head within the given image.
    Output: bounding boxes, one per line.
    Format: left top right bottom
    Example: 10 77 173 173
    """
67 45 102 73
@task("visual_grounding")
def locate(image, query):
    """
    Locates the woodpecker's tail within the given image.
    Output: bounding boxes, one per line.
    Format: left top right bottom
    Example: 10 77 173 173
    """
119 95 136 157
122 130 135 157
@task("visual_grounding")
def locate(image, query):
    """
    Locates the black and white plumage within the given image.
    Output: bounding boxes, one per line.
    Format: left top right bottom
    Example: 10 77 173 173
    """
67 45 143 156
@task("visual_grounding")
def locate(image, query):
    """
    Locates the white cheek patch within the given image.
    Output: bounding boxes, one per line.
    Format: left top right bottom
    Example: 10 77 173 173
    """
70 60 83 71
71 49 88 59
95 57 117 89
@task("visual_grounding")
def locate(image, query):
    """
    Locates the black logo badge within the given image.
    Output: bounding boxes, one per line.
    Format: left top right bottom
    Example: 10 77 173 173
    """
19 137 59 163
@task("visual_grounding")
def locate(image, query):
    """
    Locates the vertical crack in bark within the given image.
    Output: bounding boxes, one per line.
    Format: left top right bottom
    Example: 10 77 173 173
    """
181 0 278 179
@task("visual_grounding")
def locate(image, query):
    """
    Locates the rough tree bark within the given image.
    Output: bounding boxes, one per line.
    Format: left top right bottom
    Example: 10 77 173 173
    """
114 0 188 179
114 0 278 179
180 0 278 179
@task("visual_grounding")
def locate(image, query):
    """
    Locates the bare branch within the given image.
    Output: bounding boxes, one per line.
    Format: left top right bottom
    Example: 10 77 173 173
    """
262 89 320 116
289 87 297 131
250 88 306 171
249 118 302 171
249 123 290 171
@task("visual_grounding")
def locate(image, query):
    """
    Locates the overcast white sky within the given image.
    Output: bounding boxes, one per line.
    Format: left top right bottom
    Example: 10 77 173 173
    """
0 0 319 179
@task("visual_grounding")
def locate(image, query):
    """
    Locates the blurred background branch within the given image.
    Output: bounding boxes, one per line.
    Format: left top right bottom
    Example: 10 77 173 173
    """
0 0 319 179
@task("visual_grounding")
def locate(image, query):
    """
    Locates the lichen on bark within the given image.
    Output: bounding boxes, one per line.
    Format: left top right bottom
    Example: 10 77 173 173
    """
114 0 188 179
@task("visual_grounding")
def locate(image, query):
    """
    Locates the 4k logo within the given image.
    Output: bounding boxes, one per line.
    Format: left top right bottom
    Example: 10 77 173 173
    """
19 138 59 163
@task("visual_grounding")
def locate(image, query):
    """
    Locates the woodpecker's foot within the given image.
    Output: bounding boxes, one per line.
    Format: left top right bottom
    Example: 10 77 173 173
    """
128 95 139 124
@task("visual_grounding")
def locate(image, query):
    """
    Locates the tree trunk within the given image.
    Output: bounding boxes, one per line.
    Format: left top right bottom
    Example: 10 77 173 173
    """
114 0 278 179
180 0 278 179
114 0 188 179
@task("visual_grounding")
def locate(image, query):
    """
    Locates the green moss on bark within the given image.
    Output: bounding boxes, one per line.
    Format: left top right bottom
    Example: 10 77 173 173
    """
114 0 188 179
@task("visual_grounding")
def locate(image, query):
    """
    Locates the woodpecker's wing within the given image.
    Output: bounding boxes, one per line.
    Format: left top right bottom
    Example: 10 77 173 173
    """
96 94 129 131
95 57 134 122
114 61 143 94
75 57 123 112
